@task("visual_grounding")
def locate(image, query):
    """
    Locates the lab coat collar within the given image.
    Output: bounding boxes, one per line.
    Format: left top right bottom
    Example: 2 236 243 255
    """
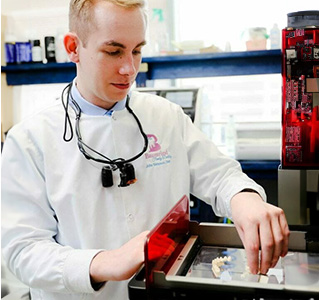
70 79 127 116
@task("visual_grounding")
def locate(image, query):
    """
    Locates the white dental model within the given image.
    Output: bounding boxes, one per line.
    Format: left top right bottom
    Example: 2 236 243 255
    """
211 256 232 278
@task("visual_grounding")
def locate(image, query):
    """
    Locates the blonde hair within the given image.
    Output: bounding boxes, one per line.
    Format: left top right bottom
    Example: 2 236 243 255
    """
69 0 147 45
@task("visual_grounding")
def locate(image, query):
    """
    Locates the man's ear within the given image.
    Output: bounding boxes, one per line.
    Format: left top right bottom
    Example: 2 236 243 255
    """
64 32 80 63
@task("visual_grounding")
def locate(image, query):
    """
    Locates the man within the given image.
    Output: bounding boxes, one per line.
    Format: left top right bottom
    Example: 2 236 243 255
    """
1 0 289 299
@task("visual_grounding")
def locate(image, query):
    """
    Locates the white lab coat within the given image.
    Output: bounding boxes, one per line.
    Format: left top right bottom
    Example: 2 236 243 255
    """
1 90 266 299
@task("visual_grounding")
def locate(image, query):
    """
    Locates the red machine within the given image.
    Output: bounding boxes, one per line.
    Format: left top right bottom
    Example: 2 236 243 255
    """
129 195 319 299
282 11 319 168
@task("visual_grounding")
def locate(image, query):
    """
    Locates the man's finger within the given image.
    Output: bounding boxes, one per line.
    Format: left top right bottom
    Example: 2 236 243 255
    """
242 224 260 274
279 211 290 257
268 217 284 268
259 220 274 274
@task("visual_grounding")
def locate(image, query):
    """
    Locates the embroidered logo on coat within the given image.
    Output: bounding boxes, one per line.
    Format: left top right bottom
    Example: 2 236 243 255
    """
145 134 172 168
147 134 161 152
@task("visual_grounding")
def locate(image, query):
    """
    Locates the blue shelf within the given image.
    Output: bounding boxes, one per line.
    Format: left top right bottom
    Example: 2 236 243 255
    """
1 49 282 86
142 49 281 80
1 62 76 85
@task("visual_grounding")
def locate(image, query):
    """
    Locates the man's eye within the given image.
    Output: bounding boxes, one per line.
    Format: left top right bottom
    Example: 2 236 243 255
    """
106 50 120 56
133 49 142 55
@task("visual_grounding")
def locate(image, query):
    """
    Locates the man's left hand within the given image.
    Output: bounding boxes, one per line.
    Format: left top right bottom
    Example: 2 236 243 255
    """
231 192 290 275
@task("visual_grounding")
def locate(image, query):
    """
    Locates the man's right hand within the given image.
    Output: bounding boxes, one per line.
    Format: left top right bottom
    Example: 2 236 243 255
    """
89 230 149 283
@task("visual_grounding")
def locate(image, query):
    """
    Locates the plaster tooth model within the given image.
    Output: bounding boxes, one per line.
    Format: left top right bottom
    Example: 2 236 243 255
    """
211 256 232 278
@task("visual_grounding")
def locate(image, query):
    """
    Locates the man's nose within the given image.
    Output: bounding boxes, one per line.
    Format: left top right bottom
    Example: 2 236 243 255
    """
119 55 136 76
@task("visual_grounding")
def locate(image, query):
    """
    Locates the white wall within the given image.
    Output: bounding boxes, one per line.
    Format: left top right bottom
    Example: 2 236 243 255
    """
2 8 69 43
1 0 69 13
174 0 319 51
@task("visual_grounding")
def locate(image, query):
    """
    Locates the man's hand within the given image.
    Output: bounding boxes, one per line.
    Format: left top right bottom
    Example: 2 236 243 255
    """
89 230 149 283
231 192 290 275
147 232 175 261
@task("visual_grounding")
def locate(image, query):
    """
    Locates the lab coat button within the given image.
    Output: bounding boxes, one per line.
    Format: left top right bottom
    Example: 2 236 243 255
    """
127 214 134 222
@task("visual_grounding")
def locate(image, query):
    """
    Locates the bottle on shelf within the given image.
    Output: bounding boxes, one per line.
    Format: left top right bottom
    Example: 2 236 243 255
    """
269 23 281 49
15 40 32 64
146 8 169 56
44 36 56 63
31 39 43 63
4 32 17 65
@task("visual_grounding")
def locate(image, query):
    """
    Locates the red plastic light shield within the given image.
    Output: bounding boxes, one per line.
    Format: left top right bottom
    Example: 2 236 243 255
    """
144 195 190 288
281 27 319 168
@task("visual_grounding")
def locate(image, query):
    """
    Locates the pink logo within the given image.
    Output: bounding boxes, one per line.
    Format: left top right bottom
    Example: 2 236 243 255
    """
147 134 161 152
